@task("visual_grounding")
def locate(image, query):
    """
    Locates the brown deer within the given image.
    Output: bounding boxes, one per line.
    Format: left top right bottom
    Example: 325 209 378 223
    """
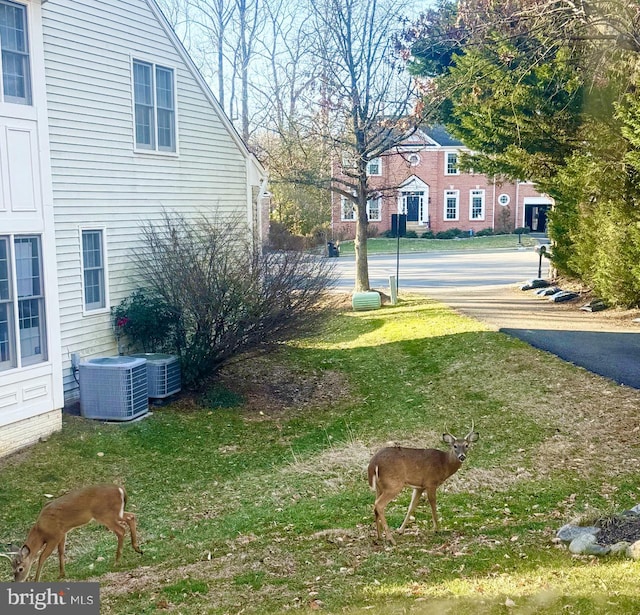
368 423 479 544
11 484 143 582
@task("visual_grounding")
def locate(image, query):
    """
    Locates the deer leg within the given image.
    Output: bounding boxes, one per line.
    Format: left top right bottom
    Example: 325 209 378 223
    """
122 512 143 554
34 541 57 582
57 535 67 578
373 488 402 545
398 488 423 534
426 487 439 531
103 519 126 564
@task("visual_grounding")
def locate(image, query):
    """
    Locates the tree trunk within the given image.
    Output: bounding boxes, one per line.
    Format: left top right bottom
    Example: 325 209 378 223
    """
354 185 370 292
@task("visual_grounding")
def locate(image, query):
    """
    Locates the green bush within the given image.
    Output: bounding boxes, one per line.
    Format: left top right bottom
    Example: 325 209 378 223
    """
435 230 456 239
404 230 418 238
476 228 494 236
420 230 435 239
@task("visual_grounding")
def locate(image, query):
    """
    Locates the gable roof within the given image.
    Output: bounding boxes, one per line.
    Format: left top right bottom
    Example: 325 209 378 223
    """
422 125 464 147
145 0 265 177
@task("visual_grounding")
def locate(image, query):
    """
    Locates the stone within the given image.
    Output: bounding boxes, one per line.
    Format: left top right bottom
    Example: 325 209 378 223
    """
629 503 640 515
609 541 631 556
626 540 640 560
557 524 600 542
583 543 610 556
569 533 597 554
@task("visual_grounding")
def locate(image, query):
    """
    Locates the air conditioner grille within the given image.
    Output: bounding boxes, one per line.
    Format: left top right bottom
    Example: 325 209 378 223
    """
79 357 149 421
130 353 181 398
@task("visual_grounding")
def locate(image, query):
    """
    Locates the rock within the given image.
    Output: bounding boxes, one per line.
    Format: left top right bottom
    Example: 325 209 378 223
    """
569 533 597 554
583 542 610 556
557 524 600 542
609 541 631 556
630 503 640 515
626 540 640 560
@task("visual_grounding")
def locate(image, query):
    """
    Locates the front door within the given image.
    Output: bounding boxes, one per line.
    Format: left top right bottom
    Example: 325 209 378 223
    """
402 191 424 223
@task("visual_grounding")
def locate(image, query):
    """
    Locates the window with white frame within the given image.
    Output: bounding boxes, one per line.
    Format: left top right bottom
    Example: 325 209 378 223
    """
366 157 381 176
498 193 510 206
445 151 459 175
444 190 459 220
133 60 176 152
367 196 381 221
470 189 485 220
0 0 31 105
0 235 47 371
82 230 107 311
340 196 356 221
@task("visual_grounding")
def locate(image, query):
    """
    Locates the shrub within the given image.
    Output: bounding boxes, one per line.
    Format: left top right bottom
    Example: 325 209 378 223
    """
112 289 175 353
435 230 456 239
449 227 465 238
129 213 336 388
420 230 435 239
404 230 418 238
513 226 531 235
476 228 494 237
381 229 396 238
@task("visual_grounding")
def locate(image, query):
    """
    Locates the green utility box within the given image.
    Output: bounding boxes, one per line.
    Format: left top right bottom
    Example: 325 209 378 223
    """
352 291 381 311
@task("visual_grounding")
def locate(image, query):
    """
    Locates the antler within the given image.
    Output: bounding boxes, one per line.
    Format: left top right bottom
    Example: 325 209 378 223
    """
465 419 475 440
0 552 16 561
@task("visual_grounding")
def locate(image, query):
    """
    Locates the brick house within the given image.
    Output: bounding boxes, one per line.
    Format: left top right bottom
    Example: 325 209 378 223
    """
331 126 552 240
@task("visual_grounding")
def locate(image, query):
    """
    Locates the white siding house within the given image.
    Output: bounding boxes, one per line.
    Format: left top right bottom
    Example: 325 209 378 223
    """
0 0 267 457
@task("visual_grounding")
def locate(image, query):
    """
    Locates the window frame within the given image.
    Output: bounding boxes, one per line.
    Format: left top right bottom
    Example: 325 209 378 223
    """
340 196 356 221
0 0 32 106
80 228 109 315
445 151 459 175
0 234 47 372
366 157 382 176
132 57 177 154
444 189 459 221
469 189 485 221
366 195 381 222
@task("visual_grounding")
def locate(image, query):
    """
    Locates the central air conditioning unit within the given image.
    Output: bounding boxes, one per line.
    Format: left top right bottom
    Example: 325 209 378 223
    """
79 356 149 421
130 353 181 399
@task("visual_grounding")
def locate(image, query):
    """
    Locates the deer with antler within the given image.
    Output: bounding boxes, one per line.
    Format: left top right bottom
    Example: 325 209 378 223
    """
368 422 479 544
9 484 143 582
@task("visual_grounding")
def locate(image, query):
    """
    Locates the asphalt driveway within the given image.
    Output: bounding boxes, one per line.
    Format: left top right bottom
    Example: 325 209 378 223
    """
333 248 640 389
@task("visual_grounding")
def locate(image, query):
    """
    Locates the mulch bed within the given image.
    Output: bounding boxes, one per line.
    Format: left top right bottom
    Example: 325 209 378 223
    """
596 515 640 545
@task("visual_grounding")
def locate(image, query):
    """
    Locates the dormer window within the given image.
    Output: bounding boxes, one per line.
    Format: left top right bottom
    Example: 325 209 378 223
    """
0 0 31 105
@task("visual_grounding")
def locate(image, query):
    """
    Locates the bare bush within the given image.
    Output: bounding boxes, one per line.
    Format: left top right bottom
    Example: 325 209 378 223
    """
126 213 335 388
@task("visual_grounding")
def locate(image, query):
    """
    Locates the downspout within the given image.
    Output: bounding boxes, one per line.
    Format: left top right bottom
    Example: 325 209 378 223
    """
491 176 496 229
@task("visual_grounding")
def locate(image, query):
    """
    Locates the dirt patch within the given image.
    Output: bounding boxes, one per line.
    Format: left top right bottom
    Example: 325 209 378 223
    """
595 515 640 545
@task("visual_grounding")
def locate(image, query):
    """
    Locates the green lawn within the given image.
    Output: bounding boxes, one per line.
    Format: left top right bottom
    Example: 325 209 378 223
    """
337 234 537 255
1 296 639 614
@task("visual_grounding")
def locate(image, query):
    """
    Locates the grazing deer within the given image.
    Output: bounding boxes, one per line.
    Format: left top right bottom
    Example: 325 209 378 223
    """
368 423 479 544
11 484 143 582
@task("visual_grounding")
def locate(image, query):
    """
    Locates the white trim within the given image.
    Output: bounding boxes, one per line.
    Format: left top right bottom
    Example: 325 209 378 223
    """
79 226 110 316
444 189 460 221
366 196 382 222
444 151 459 175
340 196 356 221
366 157 382 176
469 189 485 221
130 54 180 157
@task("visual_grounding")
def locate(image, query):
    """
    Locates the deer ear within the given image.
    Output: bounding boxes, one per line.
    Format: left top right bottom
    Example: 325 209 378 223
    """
467 432 479 443
19 545 30 558
442 433 455 444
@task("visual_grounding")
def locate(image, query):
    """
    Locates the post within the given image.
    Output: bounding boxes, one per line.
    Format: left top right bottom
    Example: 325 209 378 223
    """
396 230 400 294
537 245 546 279
389 275 397 305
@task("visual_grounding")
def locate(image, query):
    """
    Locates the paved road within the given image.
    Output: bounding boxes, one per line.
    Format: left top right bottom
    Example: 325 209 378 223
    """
331 247 549 291
333 248 640 389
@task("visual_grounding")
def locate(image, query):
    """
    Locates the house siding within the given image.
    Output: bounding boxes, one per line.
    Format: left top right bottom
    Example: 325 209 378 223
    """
42 0 251 400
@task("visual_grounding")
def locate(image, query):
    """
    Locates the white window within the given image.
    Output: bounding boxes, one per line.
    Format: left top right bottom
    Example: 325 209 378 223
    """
366 157 382 176
498 193 511 206
445 152 459 175
341 196 356 221
133 60 176 152
0 235 47 371
0 0 31 105
367 196 381 221
81 229 107 312
470 189 485 220
408 153 421 167
444 190 459 220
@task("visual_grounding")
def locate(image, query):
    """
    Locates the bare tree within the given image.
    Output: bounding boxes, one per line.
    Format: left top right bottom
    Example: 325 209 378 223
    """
309 0 427 291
